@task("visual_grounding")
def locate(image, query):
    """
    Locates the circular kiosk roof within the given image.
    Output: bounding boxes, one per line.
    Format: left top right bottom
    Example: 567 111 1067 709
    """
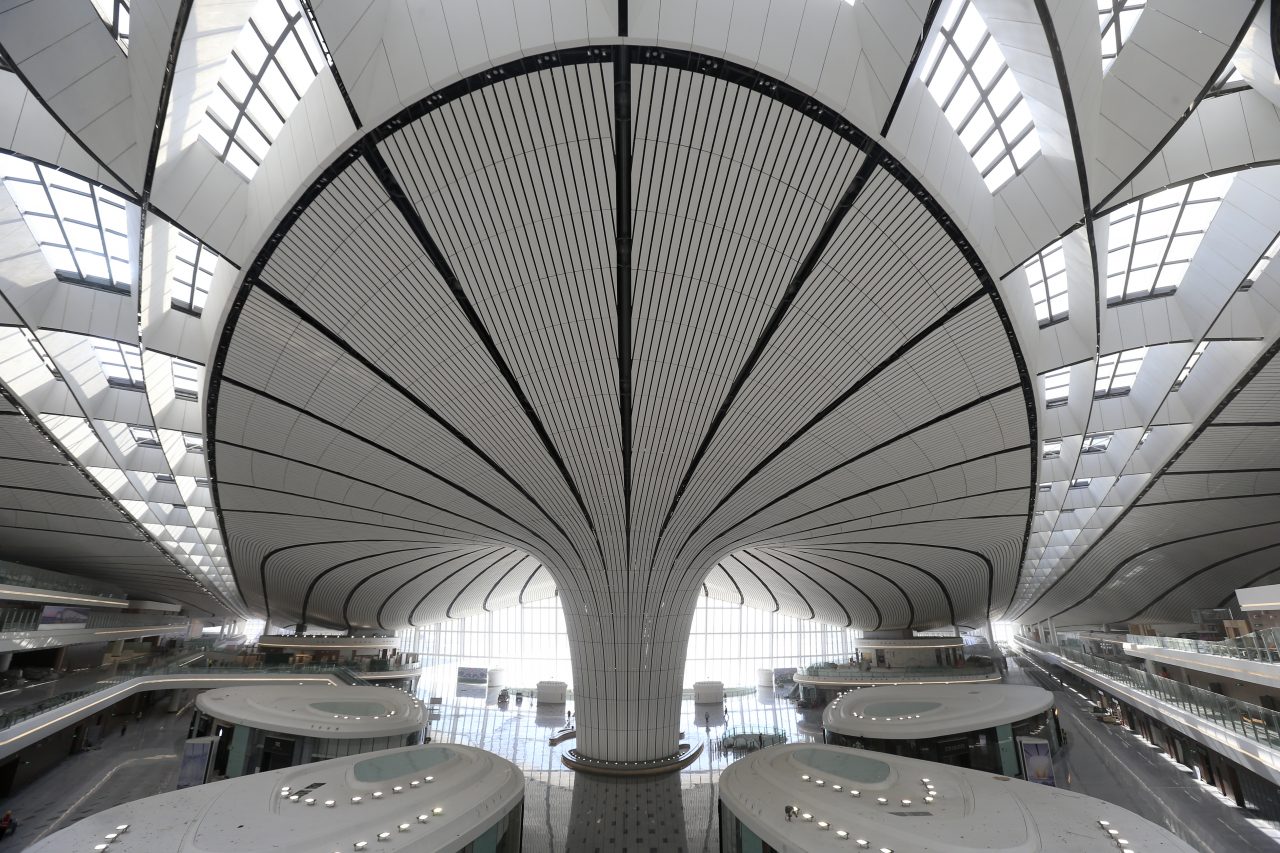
719 743 1198 852
28 743 523 853
196 684 427 739
823 683 1053 740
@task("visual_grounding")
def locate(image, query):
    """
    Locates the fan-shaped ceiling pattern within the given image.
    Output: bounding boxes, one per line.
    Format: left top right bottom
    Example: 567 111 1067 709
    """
210 50 1032 634
0 0 1277 696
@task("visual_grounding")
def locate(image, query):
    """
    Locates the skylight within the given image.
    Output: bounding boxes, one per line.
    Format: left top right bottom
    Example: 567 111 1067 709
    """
1098 0 1144 71
173 358 201 400
170 232 217 315
1043 366 1071 407
1094 346 1148 397
1069 477 1093 489
1082 432 1113 453
20 328 62 380
89 0 130 52
1024 240 1068 324
1211 62 1248 96
1173 341 1208 390
921 0 1040 191
1241 234 1280 291
129 425 161 448
0 153 133 292
90 338 145 390
182 432 205 453
1105 175 1234 303
1042 439 1062 459
198 0 324 180
1138 428 1151 447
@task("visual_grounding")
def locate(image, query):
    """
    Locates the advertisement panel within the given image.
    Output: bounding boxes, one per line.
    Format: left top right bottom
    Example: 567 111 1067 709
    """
39 605 90 625
1017 736 1056 786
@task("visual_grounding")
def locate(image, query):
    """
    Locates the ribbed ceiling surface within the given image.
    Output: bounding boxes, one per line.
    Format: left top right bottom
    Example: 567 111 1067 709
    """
0 0 1277 638
210 52 1031 632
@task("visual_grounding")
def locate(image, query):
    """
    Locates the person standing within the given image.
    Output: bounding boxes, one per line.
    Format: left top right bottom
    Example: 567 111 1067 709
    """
0 810 15 837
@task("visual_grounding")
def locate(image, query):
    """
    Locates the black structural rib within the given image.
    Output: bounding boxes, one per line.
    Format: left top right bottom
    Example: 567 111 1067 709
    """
297 544 447 625
1044 520 1280 623
217 377 557 555
299 0 361 128
479 554 538 613
805 540 998 626
375 548 504 628
725 553 779 613
673 286 989 566
738 549 822 623
1120 541 1280 624
243 283 588 572
1016 335 1280 620
752 548 871 629
786 548 920 627
1090 0 1263 214
615 45 634 577
647 151 883 569
400 548 514 628
687 385 1023 567
881 0 945 137
345 548 485 628
359 143 604 558
256 538 431 625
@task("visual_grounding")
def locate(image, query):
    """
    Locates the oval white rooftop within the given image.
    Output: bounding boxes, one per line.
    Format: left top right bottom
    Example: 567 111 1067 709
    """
28 743 523 853
196 684 427 738
823 683 1053 740
720 743 1198 853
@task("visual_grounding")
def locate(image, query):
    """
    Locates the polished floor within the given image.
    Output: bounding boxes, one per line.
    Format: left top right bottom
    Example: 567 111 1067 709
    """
2 661 1278 852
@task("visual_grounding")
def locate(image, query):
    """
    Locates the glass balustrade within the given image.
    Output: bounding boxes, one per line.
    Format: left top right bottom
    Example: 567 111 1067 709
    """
1124 630 1280 663
1015 636 1280 751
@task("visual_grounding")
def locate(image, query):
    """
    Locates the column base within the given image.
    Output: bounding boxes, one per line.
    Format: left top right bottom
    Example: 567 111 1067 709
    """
561 741 703 776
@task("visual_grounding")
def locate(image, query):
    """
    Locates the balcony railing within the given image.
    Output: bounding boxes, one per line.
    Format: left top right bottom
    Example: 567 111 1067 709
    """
1015 636 1280 751
1124 630 1280 664
0 561 127 600
0 609 40 633
797 661 999 683
0 657 369 732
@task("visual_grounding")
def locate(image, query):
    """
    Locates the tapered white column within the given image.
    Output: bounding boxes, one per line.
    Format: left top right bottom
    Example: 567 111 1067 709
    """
561 590 697 764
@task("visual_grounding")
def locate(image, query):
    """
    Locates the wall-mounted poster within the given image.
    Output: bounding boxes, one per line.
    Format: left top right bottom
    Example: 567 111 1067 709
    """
1017 736 1055 786
39 605 90 625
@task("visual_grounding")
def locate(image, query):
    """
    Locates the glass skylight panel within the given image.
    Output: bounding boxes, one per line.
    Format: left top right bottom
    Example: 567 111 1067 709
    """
1069 477 1093 489
1043 366 1071 407
199 0 323 180
1105 175 1234 303
1098 0 1144 71
1241 234 1280 291
182 432 205 453
1173 341 1208 389
172 358 201 400
90 0 130 52
1211 62 1247 95
170 232 217 315
128 425 161 448
921 0 1041 191
90 338 145 390
1042 439 1062 459
1024 240 1068 324
1138 428 1151 447
19 328 61 380
1037 482 1052 492
0 153 133 292
1081 432 1113 453
1094 346 1148 397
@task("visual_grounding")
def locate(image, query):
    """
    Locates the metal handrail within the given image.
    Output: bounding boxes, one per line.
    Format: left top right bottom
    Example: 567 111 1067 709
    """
1015 636 1280 750
0 660 365 732
1123 631 1280 664
800 662 997 681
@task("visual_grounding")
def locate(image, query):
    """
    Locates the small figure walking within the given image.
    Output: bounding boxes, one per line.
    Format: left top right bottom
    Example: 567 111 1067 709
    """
566 709 572 724
0 810 15 837
120 723 127 737
704 712 710 726
783 805 795 822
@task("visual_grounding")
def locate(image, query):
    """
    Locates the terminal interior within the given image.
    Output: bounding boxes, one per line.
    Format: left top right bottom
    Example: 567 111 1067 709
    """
1 0 1280 851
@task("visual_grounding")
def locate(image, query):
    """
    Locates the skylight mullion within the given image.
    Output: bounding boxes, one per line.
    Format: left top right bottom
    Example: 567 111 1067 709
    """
1150 185 1192 294
32 167 85 281
89 186 118 288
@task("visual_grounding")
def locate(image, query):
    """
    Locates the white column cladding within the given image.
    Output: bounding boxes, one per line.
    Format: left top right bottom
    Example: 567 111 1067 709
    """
561 590 698 764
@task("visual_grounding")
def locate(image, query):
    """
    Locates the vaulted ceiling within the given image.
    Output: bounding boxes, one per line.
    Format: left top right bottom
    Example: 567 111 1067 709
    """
0 0 1277 631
